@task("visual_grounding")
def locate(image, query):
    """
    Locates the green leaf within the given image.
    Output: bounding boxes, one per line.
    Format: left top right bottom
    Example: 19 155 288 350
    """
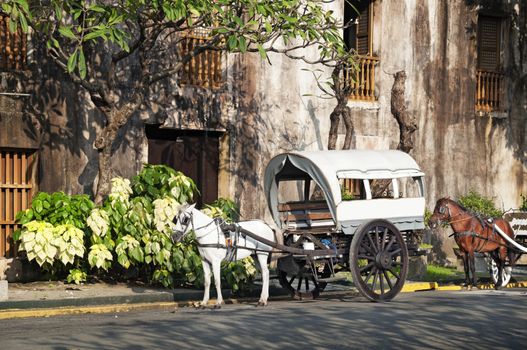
58 26 76 40
18 13 28 33
227 35 238 50
8 18 17 34
33 200 43 213
67 50 78 73
89 5 106 13
78 50 87 79
54 4 63 21
238 37 247 53
257 44 267 60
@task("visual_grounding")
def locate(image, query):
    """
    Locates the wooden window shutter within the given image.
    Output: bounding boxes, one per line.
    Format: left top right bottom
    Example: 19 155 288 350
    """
356 5 371 55
478 16 501 72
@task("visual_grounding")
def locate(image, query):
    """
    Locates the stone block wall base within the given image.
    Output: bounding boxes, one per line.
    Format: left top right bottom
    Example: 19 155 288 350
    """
408 256 427 280
0 280 7 301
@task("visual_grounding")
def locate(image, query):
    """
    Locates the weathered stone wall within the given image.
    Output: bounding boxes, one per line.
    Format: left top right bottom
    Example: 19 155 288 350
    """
221 0 526 264
225 49 336 224
0 73 38 150
1 0 525 266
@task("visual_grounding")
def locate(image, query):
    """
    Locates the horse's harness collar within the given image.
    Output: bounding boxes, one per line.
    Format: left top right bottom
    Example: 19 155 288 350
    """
173 210 270 261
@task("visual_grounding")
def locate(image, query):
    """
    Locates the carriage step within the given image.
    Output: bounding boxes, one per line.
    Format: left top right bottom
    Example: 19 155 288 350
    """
317 276 347 283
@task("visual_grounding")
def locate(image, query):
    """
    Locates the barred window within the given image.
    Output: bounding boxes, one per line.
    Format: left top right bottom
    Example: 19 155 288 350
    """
476 15 505 113
0 148 35 258
343 1 379 101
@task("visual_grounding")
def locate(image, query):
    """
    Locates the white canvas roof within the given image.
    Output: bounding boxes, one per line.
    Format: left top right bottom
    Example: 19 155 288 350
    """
264 150 425 227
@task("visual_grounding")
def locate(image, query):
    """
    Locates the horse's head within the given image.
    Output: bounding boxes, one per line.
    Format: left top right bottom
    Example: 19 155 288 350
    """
429 197 454 229
171 203 196 243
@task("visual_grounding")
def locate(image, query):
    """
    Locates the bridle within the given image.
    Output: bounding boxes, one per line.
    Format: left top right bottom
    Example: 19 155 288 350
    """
434 202 472 226
171 209 223 243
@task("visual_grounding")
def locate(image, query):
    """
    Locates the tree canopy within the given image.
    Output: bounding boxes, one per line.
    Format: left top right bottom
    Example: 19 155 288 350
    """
2 0 354 202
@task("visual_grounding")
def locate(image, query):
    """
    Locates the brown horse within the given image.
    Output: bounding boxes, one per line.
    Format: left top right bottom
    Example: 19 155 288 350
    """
429 197 515 289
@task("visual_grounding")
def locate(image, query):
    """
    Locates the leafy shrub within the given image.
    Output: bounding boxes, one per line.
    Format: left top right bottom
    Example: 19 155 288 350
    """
14 192 94 240
67 269 87 284
424 208 433 228
459 190 503 218
14 165 257 292
132 164 197 203
520 194 527 211
15 192 94 282
86 170 192 287
203 197 240 223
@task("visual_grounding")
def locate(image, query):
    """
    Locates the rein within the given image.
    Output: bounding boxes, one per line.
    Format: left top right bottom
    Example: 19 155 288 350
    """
190 212 224 236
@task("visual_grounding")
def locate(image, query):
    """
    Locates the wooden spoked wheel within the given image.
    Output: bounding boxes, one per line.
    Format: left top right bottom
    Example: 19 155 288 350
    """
489 259 512 287
350 219 408 302
278 260 330 299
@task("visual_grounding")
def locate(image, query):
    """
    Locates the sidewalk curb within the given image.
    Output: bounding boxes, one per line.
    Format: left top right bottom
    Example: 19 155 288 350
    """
402 282 439 292
1 281 525 320
402 280 527 292
0 292 297 320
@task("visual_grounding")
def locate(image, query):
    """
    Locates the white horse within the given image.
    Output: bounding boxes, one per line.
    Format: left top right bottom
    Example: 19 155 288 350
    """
172 204 276 308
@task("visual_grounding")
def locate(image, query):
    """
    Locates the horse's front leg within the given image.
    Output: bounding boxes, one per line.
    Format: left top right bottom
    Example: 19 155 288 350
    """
211 258 224 308
462 252 470 287
468 252 478 289
200 260 212 308
256 253 270 306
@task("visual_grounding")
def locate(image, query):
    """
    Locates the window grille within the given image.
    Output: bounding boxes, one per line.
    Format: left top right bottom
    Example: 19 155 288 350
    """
342 56 379 101
0 149 35 258
179 29 223 89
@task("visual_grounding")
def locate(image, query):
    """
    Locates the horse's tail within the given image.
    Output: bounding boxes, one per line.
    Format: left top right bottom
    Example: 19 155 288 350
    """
508 247 517 267
497 219 517 267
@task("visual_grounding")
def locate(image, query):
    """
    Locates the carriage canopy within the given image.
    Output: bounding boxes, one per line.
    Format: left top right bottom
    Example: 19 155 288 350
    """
264 150 426 233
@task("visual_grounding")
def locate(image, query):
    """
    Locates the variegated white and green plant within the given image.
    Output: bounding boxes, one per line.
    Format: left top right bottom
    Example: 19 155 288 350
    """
14 165 256 293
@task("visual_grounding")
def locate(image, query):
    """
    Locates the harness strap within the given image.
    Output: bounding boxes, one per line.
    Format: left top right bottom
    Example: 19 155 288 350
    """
451 229 507 252
197 243 272 254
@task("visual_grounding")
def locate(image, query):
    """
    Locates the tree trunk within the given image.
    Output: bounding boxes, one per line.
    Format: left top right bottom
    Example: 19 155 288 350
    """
391 71 417 153
341 102 354 150
93 102 139 204
328 109 340 150
328 101 354 150
328 65 354 151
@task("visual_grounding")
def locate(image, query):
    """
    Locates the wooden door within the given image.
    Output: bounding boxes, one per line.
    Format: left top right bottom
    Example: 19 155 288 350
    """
146 126 220 208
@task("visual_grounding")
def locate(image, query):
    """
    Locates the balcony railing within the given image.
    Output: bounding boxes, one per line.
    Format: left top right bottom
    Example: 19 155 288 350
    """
179 30 222 89
476 69 504 112
342 56 379 101
0 13 27 70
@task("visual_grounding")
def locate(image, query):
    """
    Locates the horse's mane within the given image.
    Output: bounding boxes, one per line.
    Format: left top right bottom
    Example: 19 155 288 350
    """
444 197 490 219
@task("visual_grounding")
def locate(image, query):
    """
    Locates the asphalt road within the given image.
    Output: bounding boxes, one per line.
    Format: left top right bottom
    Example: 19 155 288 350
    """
2 289 527 350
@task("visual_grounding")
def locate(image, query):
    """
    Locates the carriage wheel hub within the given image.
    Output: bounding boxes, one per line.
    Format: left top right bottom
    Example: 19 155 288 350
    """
376 251 391 269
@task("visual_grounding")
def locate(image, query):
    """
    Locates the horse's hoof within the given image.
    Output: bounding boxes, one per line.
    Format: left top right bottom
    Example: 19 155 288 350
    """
193 302 207 309
213 304 222 309
257 301 268 307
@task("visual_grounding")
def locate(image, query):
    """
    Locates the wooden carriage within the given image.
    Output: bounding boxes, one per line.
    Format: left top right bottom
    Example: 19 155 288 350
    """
263 150 427 301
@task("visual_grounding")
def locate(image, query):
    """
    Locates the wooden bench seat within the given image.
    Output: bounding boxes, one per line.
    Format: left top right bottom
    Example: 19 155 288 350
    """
278 201 334 230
